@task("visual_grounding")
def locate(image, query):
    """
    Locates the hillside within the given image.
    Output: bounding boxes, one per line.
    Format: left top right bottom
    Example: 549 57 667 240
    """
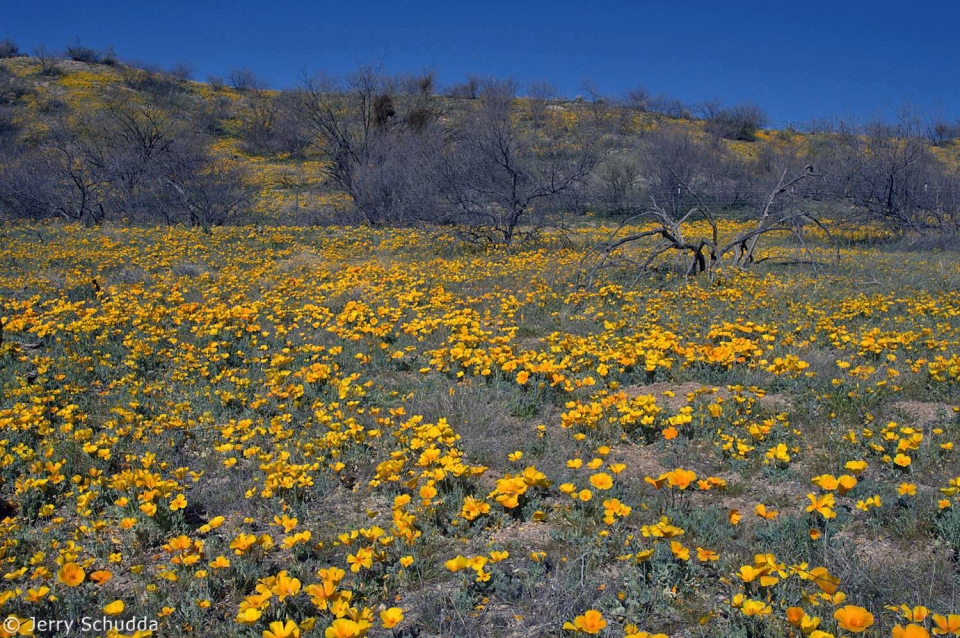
7 55 957 233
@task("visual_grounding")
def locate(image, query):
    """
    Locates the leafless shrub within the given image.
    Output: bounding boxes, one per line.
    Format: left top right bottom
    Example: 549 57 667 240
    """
0 39 21 59
646 94 690 119
33 46 60 76
811 109 960 236
441 78 605 243
704 101 768 141
527 80 558 128
64 40 116 65
171 262 206 278
238 88 280 155
296 64 445 225
168 61 193 82
445 73 482 99
0 106 18 147
590 152 641 216
228 68 265 92
623 85 649 112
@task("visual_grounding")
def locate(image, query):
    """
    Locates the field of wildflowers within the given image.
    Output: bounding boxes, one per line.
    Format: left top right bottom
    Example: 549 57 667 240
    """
1 221 959 637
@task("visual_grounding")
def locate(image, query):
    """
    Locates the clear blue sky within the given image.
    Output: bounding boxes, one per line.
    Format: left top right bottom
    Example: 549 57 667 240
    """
6 0 958 126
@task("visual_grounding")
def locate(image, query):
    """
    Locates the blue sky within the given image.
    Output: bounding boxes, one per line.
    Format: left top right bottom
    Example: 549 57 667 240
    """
6 0 958 126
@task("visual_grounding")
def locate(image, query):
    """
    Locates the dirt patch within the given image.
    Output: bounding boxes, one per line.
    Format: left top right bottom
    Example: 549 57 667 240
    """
624 382 726 410
516 337 543 352
491 520 555 549
278 250 326 272
482 604 527 638
756 392 794 410
611 442 669 480
835 528 944 568
623 381 793 412
892 401 953 427
472 471 499 494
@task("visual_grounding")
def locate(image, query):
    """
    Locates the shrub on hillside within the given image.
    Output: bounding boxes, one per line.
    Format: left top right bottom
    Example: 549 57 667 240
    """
0 39 21 59
705 102 767 141
64 41 117 65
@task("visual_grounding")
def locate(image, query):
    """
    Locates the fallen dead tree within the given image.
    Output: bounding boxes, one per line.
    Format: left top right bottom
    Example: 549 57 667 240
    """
582 164 836 286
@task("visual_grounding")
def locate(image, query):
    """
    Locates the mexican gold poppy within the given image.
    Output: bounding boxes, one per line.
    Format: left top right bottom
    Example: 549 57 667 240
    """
57 562 85 587
786 607 804 626
666 468 697 490
696 547 719 562
380 607 404 629
670 541 689 561
892 624 930 638
932 613 960 635
805 493 836 519
236 608 262 624
837 474 857 495
563 609 606 634
738 565 762 582
89 570 113 585
169 494 187 511
808 566 839 594
264 620 301 638
754 504 778 520
898 483 918 497
834 605 874 632
589 473 613 490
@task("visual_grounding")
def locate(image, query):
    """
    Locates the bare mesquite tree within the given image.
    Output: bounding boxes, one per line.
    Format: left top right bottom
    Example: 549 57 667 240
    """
237 87 279 155
228 68 263 92
526 80 558 129
623 85 649 112
442 79 605 244
0 40 21 59
704 101 768 141
156 134 251 228
590 152 642 216
810 111 958 235
445 74 482 99
296 65 445 225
